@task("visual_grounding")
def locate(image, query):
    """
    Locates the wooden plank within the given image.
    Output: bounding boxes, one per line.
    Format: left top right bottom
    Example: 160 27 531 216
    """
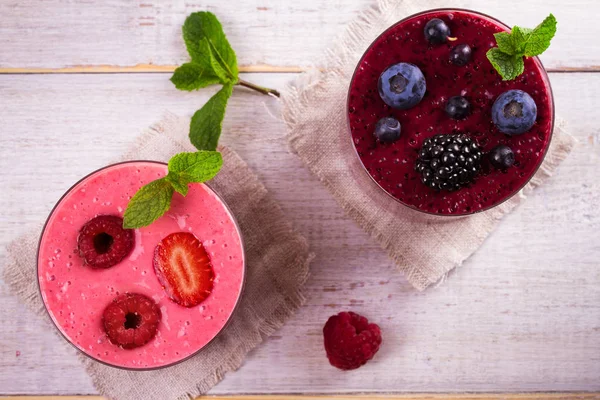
0 72 599 396
0 65 305 74
0 396 599 400
0 0 598 71
1 66 599 75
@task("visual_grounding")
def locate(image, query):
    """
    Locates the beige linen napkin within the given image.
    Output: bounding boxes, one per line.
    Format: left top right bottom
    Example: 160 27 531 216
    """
282 0 575 290
3 112 312 400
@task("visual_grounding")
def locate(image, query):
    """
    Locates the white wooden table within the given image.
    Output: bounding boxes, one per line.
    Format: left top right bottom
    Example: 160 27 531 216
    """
1 0 599 397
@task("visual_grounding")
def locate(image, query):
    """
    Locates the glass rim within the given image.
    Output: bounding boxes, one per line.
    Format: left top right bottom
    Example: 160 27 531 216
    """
346 8 556 217
36 160 247 371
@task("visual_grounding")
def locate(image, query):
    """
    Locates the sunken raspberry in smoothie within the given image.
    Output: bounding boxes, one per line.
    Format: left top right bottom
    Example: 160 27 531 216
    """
37 161 244 369
348 9 554 215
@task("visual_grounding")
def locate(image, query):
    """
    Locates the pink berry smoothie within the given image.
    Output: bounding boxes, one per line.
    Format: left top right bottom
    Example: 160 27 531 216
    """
37 161 245 369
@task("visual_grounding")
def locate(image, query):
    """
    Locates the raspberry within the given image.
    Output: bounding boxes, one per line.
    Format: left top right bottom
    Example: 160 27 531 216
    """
77 215 134 269
102 293 161 349
323 311 382 370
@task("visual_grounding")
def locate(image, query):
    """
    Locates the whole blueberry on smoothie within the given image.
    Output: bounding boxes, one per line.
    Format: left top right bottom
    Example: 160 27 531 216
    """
450 44 472 66
377 63 426 110
374 117 402 144
445 96 471 120
489 145 516 169
424 18 454 44
492 90 538 135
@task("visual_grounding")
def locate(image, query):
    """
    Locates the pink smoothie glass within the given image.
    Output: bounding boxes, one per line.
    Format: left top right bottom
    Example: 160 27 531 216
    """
37 161 245 370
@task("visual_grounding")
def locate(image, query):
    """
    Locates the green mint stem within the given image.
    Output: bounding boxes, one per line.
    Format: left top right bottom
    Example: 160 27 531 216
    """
237 79 280 98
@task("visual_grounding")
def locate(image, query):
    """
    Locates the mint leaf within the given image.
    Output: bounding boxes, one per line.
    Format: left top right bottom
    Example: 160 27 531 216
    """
523 14 557 56
494 26 534 56
493 32 517 54
165 151 223 195
182 12 238 80
123 178 174 229
486 48 524 81
196 38 230 82
189 83 233 150
487 14 556 80
511 26 532 53
170 37 231 91
170 63 222 91
166 177 189 196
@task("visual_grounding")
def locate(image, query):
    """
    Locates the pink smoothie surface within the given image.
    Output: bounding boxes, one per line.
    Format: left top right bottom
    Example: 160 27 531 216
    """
37 161 244 369
348 9 554 215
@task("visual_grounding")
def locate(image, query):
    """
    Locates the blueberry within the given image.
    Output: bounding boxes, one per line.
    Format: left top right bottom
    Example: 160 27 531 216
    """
373 117 401 144
450 44 472 66
378 63 426 110
445 96 471 120
424 18 452 44
492 90 537 135
489 145 515 169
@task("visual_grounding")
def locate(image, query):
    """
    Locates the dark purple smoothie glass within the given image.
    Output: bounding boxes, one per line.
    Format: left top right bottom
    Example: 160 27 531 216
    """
347 9 554 216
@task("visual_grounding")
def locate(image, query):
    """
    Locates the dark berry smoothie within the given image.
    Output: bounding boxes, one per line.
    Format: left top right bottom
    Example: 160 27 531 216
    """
348 9 554 215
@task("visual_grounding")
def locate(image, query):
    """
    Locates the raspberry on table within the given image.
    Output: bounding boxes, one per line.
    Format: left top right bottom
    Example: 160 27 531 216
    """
77 215 134 269
323 311 382 370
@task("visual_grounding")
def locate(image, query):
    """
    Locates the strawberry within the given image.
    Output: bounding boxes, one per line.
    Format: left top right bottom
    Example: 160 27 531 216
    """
153 232 214 308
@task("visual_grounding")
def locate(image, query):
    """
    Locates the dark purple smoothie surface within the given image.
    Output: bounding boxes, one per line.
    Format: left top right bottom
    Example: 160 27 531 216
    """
348 9 553 215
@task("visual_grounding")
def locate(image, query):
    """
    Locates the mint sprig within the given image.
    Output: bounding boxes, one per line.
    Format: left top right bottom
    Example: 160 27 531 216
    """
171 11 280 151
124 12 279 229
486 14 557 80
123 151 223 229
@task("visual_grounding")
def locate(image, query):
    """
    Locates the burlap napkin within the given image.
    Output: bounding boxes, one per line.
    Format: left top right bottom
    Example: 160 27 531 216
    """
282 0 575 291
3 112 312 400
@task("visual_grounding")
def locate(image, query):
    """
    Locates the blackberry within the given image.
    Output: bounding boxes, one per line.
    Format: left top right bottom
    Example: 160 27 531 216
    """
415 134 482 191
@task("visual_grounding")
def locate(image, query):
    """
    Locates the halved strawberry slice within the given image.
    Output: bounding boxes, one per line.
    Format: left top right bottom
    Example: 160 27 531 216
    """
153 232 214 307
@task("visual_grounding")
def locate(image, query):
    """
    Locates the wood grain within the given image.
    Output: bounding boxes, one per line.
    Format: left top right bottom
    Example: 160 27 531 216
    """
0 65 305 74
1 395 600 400
0 72 599 395
2 66 600 75
0 0 598 71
